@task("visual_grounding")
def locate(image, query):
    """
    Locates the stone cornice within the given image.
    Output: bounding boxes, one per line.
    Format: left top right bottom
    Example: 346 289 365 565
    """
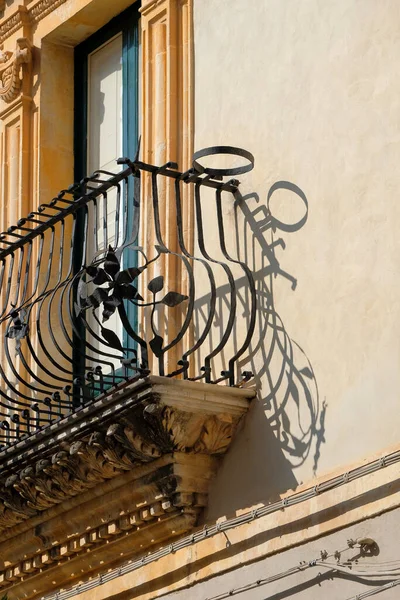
0 6 28 45
0 378 253 532
0 376 253 470
140 0 166 16
0 502 189 586
0 0 144 44
1 510 198 595
29 0 68 24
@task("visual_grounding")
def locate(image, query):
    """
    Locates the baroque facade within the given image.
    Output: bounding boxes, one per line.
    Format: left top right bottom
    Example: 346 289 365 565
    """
0 1 400 600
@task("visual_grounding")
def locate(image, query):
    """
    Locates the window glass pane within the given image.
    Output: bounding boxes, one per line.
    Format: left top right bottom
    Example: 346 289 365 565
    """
87 33 123 174
86 33 124 373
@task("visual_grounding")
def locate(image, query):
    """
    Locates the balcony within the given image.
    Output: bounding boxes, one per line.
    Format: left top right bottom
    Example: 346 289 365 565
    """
0 146 257 595
0 145 257 445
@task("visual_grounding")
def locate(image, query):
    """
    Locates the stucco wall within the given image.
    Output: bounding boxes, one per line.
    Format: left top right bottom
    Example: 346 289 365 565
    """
193 0 400 516
159 506 400 600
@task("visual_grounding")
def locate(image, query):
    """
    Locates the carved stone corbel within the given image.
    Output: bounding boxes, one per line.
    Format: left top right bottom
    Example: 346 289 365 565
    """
0 37 31 103
0 378 254 597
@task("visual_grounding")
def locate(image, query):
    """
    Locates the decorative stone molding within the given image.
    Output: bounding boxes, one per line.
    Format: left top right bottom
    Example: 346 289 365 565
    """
30 0 68 24
0 1 66 45
0 452 215 593
140 0 166 16
0 37 31 103
0 378 253 532
0 378 253 597
0 6 28 46
0 507 198 588
0 453 219 597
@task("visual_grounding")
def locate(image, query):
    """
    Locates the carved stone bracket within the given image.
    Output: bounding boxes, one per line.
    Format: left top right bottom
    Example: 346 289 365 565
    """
0 378 254 598
0 376 253 528
0 378 254 532
0 37 31 103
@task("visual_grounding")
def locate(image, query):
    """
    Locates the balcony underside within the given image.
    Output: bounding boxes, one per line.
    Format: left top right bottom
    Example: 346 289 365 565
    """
0 376 254 598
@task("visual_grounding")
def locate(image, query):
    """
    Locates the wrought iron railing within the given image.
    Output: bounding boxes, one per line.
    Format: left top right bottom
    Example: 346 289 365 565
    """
0 146 257 449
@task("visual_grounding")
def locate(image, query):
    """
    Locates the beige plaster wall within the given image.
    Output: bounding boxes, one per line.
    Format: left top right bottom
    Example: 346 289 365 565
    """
71 450 400 600
159 505 400 600
193 0 400 515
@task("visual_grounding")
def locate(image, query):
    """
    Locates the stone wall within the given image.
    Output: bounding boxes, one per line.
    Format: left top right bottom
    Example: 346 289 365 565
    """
160 505 400 600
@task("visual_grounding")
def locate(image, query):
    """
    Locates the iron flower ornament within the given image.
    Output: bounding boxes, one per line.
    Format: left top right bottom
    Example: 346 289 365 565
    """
76 246 188 364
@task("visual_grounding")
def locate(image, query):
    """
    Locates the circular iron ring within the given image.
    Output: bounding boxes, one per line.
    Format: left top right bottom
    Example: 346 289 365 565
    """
192 146 255 177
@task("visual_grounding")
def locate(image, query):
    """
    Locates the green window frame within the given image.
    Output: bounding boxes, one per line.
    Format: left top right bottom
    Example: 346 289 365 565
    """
73 5 140 397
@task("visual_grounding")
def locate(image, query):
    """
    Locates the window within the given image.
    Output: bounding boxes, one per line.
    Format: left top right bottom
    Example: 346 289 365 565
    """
73 5 139 392
74 4 139 180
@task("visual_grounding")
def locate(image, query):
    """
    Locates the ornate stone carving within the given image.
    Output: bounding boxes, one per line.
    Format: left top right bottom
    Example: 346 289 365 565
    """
0 3 68 45
0 414 236 529
0 378 253 597
0 38 31 103
0 453 216 596
0 378 253 534
30 0 68 24
194 416 234 454
0 499 198 590
0 9 25 45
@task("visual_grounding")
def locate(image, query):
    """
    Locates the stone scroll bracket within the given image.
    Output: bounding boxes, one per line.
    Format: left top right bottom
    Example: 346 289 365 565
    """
0 37 32 103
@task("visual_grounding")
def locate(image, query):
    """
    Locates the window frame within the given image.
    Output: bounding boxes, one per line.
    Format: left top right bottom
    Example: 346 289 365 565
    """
73 5 140 397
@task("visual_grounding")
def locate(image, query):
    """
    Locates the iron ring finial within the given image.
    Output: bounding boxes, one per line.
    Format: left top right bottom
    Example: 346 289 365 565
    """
192 146 254 177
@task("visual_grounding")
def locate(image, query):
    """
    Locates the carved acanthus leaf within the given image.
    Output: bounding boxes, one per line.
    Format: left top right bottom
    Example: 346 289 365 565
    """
162 406 207 451
161 406 186 451
50 451 92 495
0 483 36 521
142 403 175 453
194 416 234 454
90 430 135 471
119 424 162 461
13 467 55 511
69 440 119 481
0 37 31 103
